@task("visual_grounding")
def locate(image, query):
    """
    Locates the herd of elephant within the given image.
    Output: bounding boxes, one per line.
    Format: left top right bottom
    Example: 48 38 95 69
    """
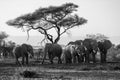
42 39 112 64
0 38 112 65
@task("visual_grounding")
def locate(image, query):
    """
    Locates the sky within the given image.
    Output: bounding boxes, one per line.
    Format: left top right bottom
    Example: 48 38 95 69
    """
0 0 120 46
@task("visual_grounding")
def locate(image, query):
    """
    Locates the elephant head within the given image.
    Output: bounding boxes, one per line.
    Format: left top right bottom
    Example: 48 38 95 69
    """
42 43 62 64
26 44 34 58
21 44 34 58
98 40 112 63
75 44 86 63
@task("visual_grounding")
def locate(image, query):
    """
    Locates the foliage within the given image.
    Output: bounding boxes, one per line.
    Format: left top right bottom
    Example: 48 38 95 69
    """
6 41 16 47
107 46 120 62
6 3 87 43
0 31 9 46
86 33 108 42
116 44 120 49
0 31 8 40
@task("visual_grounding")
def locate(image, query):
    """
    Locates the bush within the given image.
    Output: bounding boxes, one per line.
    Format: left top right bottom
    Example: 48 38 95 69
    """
107 47 120 62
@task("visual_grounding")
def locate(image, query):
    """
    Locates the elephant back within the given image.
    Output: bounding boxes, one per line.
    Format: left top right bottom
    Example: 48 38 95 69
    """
45 43 62 56
50 44 62 53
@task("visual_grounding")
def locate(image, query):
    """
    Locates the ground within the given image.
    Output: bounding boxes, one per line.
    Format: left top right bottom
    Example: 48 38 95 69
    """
0 58 120 80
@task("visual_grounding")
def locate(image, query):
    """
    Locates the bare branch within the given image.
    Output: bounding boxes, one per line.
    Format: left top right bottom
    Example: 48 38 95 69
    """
26 28 32 41
41 35 47 44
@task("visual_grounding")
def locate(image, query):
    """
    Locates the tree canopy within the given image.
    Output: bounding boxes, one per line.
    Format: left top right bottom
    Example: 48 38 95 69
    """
0 31 8 40
7 3 87 44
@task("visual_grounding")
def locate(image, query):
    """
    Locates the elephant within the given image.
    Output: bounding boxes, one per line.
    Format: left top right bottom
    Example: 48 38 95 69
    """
62 44 79 64
13 44 34 65
75 44 86 63
83 39 98 63
42 43 62 64
62 47 72 64
98 40 112 63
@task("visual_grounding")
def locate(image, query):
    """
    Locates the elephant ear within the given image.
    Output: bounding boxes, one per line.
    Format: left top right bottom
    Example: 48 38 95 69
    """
103 40 112 50
90 40 98 51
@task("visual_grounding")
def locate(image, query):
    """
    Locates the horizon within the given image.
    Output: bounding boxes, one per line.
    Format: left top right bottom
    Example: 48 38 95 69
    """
6 35 120 46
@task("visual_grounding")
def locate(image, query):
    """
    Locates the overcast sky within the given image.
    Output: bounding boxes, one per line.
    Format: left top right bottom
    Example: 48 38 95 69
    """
0 0 120 45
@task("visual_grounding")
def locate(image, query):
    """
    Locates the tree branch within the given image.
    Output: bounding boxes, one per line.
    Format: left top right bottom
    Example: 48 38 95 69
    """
60 21 79 36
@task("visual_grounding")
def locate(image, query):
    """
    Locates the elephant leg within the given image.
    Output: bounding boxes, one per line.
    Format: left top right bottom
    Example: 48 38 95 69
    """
58 56 62 64
103 53 107 63
68 58 72 64
26 54 29 64
82 54 85 62
65 57 71 64
50 58 53 64
103 50 107 63
104 53 107 63
22 57 25 65
49 54 53 64
85 52 90 63
15 57 20 65
73 56 76 63
77 55 81 63
92 53 96 63
78 54 84 63
100 52 104 63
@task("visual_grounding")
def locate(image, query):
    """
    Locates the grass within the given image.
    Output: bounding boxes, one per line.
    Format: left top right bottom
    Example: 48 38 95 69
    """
1 58 120 80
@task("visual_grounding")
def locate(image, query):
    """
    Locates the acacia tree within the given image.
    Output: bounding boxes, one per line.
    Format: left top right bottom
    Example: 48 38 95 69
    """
7 3 87 44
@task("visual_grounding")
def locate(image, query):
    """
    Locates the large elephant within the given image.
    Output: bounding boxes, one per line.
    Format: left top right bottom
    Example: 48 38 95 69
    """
42 43 62 64
13 44 34 65
83 39 98 63
98 40 112 63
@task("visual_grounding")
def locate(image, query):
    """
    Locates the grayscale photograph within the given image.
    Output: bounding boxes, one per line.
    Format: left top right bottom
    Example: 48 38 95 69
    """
0 0 120 80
